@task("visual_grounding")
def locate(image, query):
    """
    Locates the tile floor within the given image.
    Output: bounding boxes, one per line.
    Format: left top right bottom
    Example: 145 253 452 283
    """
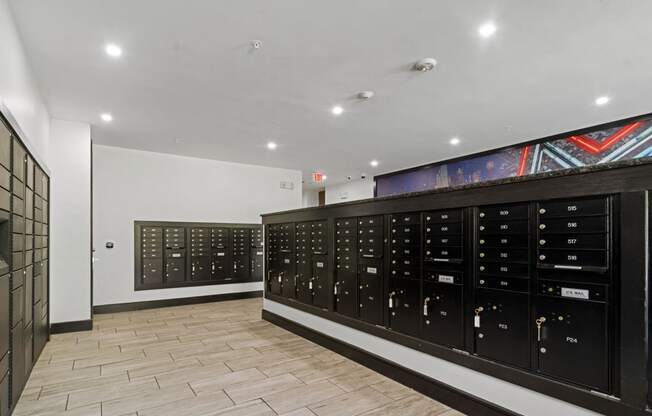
14 298 465 416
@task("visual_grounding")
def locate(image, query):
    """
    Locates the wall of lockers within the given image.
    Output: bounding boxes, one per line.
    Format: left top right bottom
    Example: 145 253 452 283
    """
134 221 263 290
263 163 652 416
0 118 50 416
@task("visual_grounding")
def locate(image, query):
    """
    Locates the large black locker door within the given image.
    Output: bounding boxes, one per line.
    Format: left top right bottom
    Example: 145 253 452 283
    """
295 255 312 304
211 253 228 280
474 290 531 369
10 325 24 404
142 259 163 286
388 280 420 337
312 256 329 308
191 257 210 281
359 262 383 325
335 272 357 318
165 259 185 283
269 256 288 295
280 256 295 298
535 296 609 392
422 281 464 348
251 249 264 281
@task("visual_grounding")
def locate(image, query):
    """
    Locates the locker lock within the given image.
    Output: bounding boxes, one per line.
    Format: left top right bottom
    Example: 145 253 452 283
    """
388 291 396 309
479 212 485 218
479 266 486 272
539 224 546 230
539 208 546 214
539 255 546 261
479 226 485 231
423 297 431 316
539 239 546 246
474 307 484 328
536 316 547 341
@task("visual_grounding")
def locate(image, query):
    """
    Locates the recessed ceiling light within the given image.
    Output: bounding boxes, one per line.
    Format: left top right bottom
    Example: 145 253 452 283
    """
100 113 113 122
331 106 344 116
594 96 610 106
105 43 122 57
370 160 379 167
267 141 277 150
322 175 328 180
450 137 461 145
478 22 497 38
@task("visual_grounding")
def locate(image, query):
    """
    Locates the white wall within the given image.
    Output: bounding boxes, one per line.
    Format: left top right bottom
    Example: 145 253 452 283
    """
49 119 91 323
325 178 374 205
92 145 301 306
0 0 50 166
302 187 320 208
264 299 600 416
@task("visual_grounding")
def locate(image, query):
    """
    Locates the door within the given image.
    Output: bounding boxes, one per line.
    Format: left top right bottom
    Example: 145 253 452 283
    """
359 261 383 325
535 288 609 392
312 255 329 308
474 289 531 369
388 279 420 337
422 275 464 348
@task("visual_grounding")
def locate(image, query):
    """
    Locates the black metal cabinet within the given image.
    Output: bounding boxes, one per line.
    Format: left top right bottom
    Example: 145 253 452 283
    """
534 196 613 393
135 221 262 290
474 203 532 368
295 222 312 304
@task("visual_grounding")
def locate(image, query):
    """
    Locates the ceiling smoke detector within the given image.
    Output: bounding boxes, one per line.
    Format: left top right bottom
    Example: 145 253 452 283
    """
413 57 437 72
358 91 375 100
251 40 262 49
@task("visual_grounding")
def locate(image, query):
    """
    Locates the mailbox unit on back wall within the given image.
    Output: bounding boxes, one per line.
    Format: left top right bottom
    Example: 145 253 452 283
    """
262 162 652 416
134 221 263 290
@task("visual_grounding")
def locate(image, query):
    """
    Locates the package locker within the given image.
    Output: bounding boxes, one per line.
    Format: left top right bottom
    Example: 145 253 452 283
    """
334 218 357 318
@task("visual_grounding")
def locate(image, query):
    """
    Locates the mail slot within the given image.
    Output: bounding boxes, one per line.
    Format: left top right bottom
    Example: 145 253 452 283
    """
391 246 419 257
391 213 420 225
424 246 463 263
474 289 531 369
359 216 382 227
535 282 609 392
336 218 356 227
538 217 607 234
336 236 355 246
478 204 529 220
390 264 420 279
422 280 464 348
478 234 529 248
478 248 529 263
424 270 463 284
359 239 383 258
425 210 463 224
391 225 420 236
478 262 529 277
359 226 383 237
538 197 608 218
477 276 529 293
538 249 608 269
336 228 355 236
425 222 462 235
424 234 463 247
389 279 420 337
391 236 418 246
479 220 529 234
538 233 607 250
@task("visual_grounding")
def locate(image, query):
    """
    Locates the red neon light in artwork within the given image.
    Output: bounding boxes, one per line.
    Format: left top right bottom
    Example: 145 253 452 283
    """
568 122 642 154
517 145 530 176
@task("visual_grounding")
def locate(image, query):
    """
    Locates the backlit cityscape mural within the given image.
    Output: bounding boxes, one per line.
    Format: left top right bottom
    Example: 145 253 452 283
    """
375 117 652 197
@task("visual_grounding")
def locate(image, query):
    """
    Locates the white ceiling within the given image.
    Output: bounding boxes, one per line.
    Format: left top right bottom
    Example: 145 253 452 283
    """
9 0 652 189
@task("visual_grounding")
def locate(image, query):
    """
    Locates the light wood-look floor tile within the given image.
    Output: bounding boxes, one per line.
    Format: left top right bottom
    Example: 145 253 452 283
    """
16 298 465 416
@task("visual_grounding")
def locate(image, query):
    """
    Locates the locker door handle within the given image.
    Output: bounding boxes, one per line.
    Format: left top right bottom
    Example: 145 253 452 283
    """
423 297 431 316
389 291 396 308
536 317 547 341
474 307 484 328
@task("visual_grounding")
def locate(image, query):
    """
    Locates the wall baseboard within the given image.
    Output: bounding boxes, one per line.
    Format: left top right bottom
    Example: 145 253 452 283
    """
93 290 263 314
50 319 93 334
262 309 519 416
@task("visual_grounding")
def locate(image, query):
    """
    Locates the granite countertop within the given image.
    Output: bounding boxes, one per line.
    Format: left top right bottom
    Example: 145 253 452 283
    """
262 156 652 217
